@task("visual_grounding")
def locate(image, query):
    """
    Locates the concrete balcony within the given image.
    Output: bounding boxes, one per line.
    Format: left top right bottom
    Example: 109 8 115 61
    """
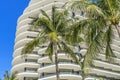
39 73 82 80
89 68 120 79
111 44 120 53
17 72 38 79
112 39 120 47
17 18 32 30
18 0 67 23
94 60 120 73
38 63 80 73
15 31 38 43
11 62 39 73
13 47 39 57
16 24 30 36
12 54 39 66
98 54 120 65
24 0 68 13
38 54 73 63
38 47 47 54
14 38 33 50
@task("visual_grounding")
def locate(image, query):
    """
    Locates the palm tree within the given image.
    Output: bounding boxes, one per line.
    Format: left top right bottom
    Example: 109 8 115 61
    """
3 71 17 80
96 0 120 36
22 6 79 80
64 0 120 79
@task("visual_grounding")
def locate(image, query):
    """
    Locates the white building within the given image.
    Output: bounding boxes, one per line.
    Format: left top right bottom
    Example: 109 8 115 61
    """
11 0 120 80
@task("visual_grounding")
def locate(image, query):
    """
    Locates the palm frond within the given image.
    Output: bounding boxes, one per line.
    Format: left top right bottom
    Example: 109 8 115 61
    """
61 41 79 64
86 3 104 18
41 9 51 21
56 18 76 33
9 74 16 80
45 42 53 61
22 37 46 54
3 71 9 80
51 6 57 27
65 0 88 12
28 17 39 30
37 17 55 32
82 31 104 75
104 26 115 61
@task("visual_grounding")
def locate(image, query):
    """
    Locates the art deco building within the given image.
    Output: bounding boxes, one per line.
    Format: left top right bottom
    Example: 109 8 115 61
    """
11 0 120 80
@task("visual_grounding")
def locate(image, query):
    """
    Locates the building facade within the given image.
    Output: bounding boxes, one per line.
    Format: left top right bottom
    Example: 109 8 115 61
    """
12 0 120 80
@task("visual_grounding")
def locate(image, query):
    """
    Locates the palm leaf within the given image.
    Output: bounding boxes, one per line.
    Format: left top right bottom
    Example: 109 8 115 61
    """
86 3 104 18
104 26 115 61
3 71 9 80
22 37 46 54
45 42 53 61
82 31 104 75
41 9 51 21
38 17 55 32
61 41 79 64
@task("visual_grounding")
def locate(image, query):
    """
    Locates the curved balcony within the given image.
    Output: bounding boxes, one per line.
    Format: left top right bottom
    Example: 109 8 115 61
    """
29 0 41 5
79 47 120 60
18 1 65 24
89 68 120 79
112 39 120 47
97 54 120 65
14 38 33 50
17 72 38 79
38 63 80 73
12 54 39 66
24 0 68 13
11 62 39 73
15 31 38 43
25 0 56 12
39 73 82 80
113 50 120 59
38 47 77 55
13 47 23 57
16 24 30 35
17 14 37 29
111 44 120 53
38 47 47 54
94 60 120 73
114 34 120 41
38 54 73 63
13 46 39 57
17 18 32 29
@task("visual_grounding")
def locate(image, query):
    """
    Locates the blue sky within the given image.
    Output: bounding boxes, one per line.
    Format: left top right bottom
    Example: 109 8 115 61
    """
0 0 30 79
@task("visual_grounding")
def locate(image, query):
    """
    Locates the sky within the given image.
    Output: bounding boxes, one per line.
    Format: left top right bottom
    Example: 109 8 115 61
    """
0 0 30 79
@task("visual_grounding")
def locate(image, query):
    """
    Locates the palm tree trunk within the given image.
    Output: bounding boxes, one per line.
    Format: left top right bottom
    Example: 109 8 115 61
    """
82 73 85 80
55 51 60 80
81 69 85 80
53 42 60 80
115 25 120 37
82 77 85 80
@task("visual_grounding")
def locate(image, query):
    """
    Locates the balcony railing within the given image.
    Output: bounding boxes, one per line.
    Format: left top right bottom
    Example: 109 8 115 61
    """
40 61 76 68
40 71 80 78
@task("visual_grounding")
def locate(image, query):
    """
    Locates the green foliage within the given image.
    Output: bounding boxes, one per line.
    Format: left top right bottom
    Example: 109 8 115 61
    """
22 5 80 80
22 35 47 54
3 71 18 80
22 6 79 63
22 1 120 79
65 0 120 77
